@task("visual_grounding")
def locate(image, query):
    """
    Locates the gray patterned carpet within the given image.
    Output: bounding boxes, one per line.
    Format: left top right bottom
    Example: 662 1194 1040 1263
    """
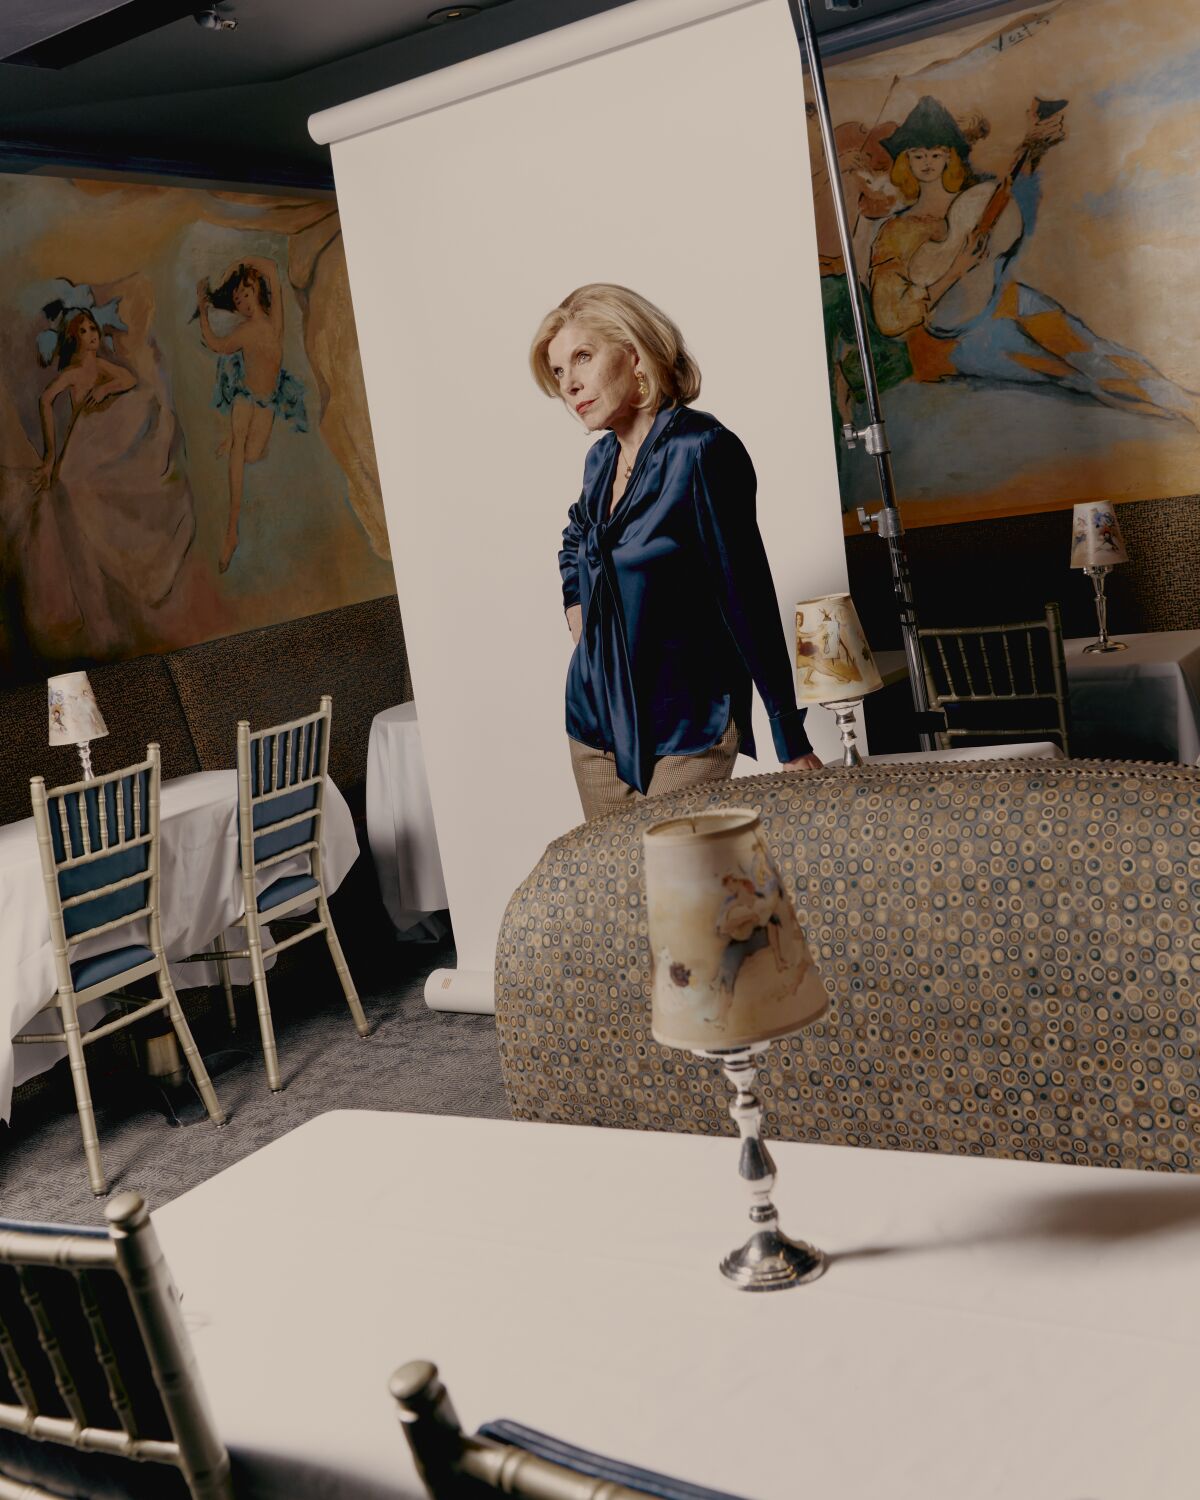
0 874 508 1224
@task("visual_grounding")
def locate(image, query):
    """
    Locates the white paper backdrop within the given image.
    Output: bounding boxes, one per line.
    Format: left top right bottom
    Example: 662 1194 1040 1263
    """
313 0 849 1005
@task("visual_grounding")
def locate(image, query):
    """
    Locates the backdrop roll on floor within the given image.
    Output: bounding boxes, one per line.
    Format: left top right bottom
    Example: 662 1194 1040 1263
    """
311 0 848 1010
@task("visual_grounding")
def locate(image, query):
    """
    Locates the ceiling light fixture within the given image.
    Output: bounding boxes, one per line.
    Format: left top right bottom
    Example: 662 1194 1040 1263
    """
194 7 238 29
426 6 481 23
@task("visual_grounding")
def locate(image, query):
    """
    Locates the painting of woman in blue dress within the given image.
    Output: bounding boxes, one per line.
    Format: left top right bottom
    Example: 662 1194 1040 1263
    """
196 256 308 572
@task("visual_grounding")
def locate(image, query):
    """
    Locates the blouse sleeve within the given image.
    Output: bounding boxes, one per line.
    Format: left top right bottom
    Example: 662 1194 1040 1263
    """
559 492 586 611
692 428 812 762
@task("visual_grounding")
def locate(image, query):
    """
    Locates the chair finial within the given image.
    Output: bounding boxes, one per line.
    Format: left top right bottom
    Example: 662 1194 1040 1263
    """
104 1191 148 1232
390 1360 441 1414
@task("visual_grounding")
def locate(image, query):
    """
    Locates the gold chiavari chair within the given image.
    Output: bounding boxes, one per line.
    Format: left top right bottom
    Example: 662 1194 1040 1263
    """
0 1192 233 1499
391 1360 743 1500
27 745 225 1198
181 696 368 1092
917 602 1072 754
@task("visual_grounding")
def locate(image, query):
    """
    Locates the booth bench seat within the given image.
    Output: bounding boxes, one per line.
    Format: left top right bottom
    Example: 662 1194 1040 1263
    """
496 757 1200 1172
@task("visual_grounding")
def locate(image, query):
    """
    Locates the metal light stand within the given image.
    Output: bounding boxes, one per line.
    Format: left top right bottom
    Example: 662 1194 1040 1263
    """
1081 565 1126 653
819 698 865 765
698 1043 826 1291
76 741 96 781
785 0 936 751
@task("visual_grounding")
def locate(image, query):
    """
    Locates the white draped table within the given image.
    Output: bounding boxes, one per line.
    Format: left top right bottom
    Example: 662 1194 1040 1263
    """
365 702 448 938
0 769 358 1120
154 1111 1200 1500
1064 628 1200 762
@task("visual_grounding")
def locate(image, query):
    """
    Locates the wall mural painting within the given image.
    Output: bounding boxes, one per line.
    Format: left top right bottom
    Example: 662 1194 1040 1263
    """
814 0 1200 527
0 175 394 680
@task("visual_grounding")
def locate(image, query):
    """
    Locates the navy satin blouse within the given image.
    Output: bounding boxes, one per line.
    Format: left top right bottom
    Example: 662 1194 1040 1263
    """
559 404 812 794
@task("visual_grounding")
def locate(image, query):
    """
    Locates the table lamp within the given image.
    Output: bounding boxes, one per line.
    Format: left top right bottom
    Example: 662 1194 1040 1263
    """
47 671 108 781
794 593 883 765
1070 502 1128 653
643 808 832 1291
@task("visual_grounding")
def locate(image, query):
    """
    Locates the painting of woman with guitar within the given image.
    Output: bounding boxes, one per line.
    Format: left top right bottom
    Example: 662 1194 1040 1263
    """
868 94 1200 427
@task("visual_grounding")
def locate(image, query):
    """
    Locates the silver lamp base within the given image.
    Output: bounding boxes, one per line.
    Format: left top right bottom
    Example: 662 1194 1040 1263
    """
1081 565 1126 653
819 698 865 767
698 1043 826 1292
720 1230 826 1291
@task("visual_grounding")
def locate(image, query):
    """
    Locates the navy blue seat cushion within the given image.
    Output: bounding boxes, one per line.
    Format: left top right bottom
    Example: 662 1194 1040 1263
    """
70 944 155 992
251 782 318 864
0 1432 192 1500
257 874 319 912
51 774 151 939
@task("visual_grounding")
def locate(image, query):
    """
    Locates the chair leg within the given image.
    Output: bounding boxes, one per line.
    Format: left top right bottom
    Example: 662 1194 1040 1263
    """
161 970 226 1128
213 934 236 1031
245 919 283 1092
60 997 107 1197
318 892 370 1039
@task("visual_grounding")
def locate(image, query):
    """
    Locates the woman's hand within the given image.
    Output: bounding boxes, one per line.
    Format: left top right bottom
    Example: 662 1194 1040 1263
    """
565 604 582 645
782 753 823 771
32 457 52 493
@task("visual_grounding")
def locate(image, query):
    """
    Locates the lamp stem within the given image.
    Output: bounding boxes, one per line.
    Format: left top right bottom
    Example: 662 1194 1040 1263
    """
1082 566 1126 653
822 699 864 766
77 740 95 781
784 0 934 751
700 1044 825 1291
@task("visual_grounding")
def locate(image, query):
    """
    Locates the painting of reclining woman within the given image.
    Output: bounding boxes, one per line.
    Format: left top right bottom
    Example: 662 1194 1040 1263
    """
8 279 195 659
816 0 1200 523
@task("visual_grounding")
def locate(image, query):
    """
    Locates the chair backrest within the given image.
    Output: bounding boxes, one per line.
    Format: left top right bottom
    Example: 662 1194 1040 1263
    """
29 747 162 987
391 1361 737 1500
917 603 1071 753
236 697 331 883
0 1193 232 1500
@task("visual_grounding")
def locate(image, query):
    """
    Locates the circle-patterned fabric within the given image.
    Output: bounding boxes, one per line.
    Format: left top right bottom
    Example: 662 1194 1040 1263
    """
495 759 1200 1171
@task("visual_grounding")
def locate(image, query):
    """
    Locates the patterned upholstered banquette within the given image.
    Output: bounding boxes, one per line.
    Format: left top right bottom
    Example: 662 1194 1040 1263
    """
496 758 1200 1172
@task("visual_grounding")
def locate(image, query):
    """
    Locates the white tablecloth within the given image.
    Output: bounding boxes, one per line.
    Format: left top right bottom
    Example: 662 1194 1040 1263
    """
154 1111 1200 1500
0 770 358 1120
365 703 448 936
1064 628 1200 762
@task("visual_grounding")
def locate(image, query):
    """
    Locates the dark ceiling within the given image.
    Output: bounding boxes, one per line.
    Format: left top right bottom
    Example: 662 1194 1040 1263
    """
0 0 1022 189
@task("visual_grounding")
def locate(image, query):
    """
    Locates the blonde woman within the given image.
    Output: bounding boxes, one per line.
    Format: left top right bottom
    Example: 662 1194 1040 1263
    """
530 284 820 822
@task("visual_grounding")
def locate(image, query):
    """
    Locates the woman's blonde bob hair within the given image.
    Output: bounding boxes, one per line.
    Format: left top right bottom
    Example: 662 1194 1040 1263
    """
529 284 701 410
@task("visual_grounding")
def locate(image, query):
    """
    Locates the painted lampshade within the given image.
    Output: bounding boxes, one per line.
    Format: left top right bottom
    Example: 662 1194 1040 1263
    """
794 593 883 704
643 809 829 1051
1070 502 1129 568
47 671 108 747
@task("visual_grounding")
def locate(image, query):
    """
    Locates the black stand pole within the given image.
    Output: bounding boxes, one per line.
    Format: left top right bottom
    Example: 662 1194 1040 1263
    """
785 0 936 750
